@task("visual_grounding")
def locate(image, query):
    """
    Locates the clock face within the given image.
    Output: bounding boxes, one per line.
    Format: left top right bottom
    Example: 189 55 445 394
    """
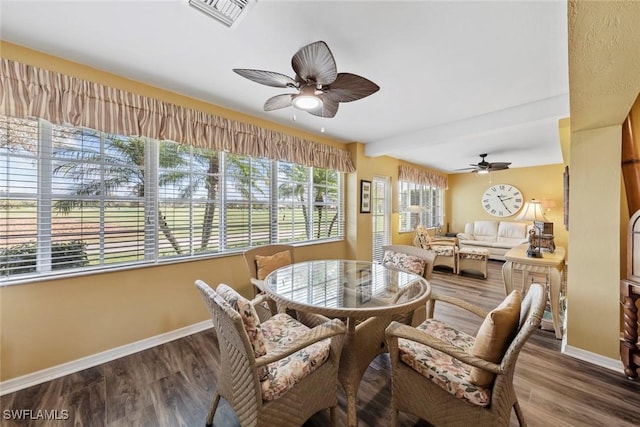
482 184 523 217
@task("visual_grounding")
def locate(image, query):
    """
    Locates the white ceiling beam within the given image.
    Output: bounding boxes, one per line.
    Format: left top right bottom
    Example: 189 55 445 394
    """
365 94 570 157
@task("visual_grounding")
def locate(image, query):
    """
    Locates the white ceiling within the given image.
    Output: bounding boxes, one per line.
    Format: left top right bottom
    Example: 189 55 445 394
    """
0 0 570 173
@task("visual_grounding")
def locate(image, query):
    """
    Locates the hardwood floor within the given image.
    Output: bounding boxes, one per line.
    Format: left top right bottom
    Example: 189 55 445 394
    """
2 261 639 426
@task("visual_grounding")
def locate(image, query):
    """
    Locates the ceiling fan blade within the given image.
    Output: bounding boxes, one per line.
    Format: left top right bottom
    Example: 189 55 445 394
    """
233 69 298 88
322 73 380 103
489 162 511 170
264 94 294 111
307 97 339 118
292 41 337 86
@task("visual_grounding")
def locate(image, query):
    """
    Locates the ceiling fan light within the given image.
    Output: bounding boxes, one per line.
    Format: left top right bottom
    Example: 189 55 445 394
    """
293 95 321 110
477 169 490 174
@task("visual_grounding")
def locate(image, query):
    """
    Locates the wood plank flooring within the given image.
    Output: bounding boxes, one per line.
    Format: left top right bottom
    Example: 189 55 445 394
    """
2 261 640 426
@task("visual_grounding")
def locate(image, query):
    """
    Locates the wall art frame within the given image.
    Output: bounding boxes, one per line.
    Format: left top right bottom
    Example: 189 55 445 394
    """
360 180 372 213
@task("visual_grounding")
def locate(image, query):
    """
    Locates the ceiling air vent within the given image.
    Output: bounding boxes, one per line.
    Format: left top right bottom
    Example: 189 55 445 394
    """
188 0 255 28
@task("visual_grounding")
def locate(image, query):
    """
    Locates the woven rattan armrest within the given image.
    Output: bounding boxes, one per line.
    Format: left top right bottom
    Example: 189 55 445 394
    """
255 318 346 367
386 321 502 374
251 293 271 308
426 293 488 319
250 277 266 291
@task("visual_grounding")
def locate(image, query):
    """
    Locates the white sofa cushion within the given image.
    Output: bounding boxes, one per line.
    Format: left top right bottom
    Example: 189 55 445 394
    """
468 221 500 243
496 222 529 246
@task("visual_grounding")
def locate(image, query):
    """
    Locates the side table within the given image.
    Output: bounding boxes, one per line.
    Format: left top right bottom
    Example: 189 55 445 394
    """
502 244 566 339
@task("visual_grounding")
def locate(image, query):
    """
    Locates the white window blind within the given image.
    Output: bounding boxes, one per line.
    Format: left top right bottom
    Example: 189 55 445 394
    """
0 115 345 282
399 181 444 232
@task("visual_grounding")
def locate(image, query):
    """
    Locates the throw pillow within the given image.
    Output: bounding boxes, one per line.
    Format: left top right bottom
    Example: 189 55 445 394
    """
216 283 269 380
382 251 426 276
469 290 522 387
255 250 292 280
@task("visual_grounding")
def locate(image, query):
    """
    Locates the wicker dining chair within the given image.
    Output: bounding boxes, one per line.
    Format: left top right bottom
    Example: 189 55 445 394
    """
380 244 437 326
243 244 295 296
381 244 437 280
385 283 546 427
194 280 346 427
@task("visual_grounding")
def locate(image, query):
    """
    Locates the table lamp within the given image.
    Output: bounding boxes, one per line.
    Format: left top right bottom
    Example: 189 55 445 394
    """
516 199 546 258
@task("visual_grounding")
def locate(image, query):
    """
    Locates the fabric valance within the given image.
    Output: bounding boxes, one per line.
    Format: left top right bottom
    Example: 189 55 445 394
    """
0 58 355 173
398 164 448 189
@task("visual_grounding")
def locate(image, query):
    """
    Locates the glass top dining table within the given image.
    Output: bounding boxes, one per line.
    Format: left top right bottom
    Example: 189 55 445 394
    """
264 259 430 317
264 259 431 427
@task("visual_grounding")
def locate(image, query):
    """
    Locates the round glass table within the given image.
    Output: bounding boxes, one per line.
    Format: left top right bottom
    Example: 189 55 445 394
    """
265 259 431 427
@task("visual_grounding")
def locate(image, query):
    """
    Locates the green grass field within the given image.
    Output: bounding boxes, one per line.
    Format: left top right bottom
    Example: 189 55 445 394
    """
1 201 340 273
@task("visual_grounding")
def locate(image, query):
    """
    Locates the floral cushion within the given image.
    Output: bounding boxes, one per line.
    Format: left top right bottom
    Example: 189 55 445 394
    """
459 247 490 260
216 284 269 379
398 319 492 407
431 245 456 257
382 251 426 276
259 314 330 401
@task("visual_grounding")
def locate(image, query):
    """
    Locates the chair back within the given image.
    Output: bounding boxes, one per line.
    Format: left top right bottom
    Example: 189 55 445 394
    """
194 280 263 412
243 244 295 280
381 244 436 279
496 283 546 386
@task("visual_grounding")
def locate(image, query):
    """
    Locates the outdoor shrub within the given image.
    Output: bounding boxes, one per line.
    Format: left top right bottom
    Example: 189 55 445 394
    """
0 240 88 276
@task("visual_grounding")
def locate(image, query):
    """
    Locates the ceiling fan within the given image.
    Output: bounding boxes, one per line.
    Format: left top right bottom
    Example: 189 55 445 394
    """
233 40 380 118
458 153 512 174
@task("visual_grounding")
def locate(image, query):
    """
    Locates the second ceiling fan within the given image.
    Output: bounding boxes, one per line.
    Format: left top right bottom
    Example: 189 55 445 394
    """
459 153 511 173
233 40 380 118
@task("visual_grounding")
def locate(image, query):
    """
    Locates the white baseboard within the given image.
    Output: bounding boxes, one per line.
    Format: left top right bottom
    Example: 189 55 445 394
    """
0 320 213 396
562 342 623 373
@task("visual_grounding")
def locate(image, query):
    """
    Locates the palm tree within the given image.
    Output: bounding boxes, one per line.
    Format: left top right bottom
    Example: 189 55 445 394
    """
52 132 187 254
277 164 339 239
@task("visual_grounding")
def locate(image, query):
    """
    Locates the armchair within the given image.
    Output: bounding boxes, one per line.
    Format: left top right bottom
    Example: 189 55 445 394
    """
385 283 545 427
413 225 459 273
194 280 346 427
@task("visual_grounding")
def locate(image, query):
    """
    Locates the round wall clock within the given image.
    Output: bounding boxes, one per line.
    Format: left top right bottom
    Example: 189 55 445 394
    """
481 184 523 217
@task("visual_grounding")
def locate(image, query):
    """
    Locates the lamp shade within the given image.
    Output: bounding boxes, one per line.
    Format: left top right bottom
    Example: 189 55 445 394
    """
515 199 546 222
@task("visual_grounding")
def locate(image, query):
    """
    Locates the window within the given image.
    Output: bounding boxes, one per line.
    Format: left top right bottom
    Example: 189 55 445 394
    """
398 180 443 232
0 116 343 281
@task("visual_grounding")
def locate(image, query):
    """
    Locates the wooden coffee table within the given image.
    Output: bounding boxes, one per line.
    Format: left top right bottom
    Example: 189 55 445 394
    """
502 244 566 339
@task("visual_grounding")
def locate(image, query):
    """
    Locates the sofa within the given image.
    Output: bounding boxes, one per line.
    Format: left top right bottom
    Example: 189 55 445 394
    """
456 220 530 261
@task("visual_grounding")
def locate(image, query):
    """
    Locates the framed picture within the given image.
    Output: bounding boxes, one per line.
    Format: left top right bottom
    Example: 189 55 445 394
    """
360 180 372 213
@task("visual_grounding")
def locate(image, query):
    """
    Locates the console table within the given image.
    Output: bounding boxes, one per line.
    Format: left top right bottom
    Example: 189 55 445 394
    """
502 244 566 339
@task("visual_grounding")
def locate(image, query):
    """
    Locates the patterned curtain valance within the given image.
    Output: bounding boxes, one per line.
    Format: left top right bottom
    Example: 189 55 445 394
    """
398 164 448 189
0 58 355 173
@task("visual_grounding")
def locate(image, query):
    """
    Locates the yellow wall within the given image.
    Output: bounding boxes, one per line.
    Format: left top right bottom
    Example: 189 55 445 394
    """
566 126 621 358
447 164 568 250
